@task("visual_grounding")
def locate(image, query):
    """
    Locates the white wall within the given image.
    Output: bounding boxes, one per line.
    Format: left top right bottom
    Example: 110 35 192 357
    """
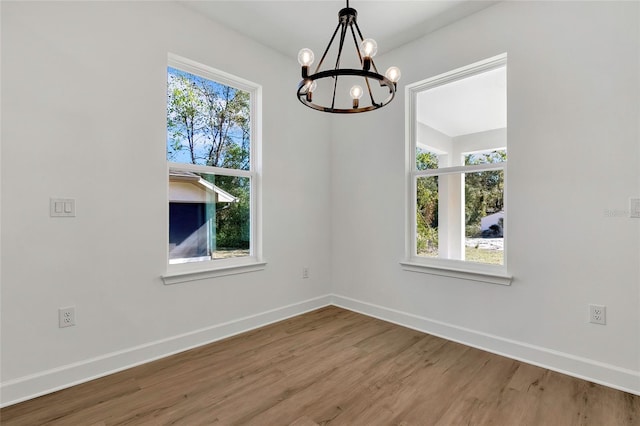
0 1 332 405
331 1 640 393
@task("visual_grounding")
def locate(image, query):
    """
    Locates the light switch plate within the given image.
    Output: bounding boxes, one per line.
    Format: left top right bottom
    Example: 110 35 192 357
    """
50 198 75 217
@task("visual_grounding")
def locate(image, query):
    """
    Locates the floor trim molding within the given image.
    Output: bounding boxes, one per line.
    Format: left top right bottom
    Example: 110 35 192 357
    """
3 293 638 407
331 294 640 396
0 294 332 408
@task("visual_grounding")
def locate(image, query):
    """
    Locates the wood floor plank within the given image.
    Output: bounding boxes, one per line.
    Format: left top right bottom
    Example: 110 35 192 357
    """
288 417 319 426
2 306 639 425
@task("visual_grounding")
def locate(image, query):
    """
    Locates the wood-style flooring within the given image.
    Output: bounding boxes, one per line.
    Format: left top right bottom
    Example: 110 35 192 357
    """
2 306 639 425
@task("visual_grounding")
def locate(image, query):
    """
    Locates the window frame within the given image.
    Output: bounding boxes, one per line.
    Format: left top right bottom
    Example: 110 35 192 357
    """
402 54 512 285
163 54 264 285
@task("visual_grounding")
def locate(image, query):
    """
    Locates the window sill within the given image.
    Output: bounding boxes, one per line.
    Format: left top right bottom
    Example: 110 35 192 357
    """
400 261 512 286
162 261 267 285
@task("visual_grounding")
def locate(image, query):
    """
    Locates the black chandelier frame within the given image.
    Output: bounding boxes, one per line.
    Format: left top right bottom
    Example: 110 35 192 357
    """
296 2 397 114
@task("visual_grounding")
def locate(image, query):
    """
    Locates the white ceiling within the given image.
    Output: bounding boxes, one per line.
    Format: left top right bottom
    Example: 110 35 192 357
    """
417 66 506 137
179 1 499 59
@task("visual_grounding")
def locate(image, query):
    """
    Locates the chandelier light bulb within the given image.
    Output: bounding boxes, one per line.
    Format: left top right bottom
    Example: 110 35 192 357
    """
301 80 314 93
350 85 363 108
305 80 317 102
385 66 401 83
297 48 315 66
350 85 363 100
359 39 378 58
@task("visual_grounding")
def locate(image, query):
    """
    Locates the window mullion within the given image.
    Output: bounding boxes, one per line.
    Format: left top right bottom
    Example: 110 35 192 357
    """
168 162 253 178
414 162 506 177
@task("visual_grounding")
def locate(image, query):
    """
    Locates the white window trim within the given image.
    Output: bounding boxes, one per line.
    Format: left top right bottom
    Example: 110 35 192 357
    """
399 261 512 286
163 260 268 286
403 53 512 286
162 54 264 285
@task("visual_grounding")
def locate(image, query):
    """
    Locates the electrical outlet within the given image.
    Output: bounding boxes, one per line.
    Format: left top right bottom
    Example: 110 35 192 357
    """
59 307 76 328
589 304 606 325
302 267 309 279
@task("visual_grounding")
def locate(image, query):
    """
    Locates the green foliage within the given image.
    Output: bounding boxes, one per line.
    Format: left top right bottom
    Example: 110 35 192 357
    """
416 148 438 170
464 150 506 228
215 175 250 249
416 149 439 255
167 76 203 164
465 224 481 238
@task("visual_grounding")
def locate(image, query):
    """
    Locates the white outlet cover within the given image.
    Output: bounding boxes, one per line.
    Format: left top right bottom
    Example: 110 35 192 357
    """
58 306 76 328
589 304 606 325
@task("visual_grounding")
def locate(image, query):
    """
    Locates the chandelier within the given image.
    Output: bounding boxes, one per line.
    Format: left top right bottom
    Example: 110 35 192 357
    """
296 0 401 114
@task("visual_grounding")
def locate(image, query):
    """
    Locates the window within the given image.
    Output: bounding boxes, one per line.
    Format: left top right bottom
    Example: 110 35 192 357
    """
404 54 511 284
164 54 263 283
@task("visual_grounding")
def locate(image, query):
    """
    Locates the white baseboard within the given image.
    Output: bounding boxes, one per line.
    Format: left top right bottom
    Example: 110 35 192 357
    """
331 294 640 396
0 294 332 408
3 293 638 408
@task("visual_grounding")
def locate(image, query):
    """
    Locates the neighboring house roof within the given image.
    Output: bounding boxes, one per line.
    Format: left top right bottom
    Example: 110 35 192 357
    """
482 211 504 220
169 169 238 203
480 210 504 231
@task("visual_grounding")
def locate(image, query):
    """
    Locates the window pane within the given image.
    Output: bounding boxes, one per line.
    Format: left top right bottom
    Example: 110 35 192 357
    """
169 170 250 264
416 65 506 170
167 67 250 170
464 170 504 265
212 174 251 259
416 176 439 257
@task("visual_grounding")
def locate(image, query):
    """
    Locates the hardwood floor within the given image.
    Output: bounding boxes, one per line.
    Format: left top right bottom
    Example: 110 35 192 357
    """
2 306 639 425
